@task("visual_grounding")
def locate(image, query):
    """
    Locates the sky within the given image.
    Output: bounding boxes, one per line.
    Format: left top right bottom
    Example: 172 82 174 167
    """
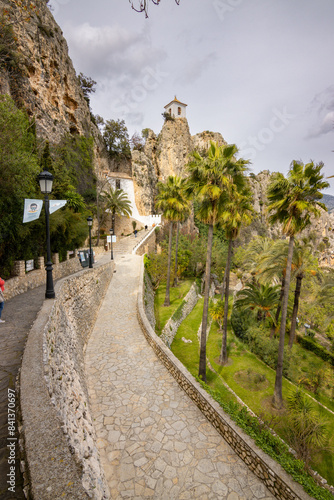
50 0 334 194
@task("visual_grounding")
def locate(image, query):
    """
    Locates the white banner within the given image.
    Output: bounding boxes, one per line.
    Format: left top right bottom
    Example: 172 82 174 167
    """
49 200 67 214
23 199 43 223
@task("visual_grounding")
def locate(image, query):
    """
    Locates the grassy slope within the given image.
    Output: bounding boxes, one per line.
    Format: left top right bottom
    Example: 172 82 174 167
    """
154 279 194 336
159 283 334 486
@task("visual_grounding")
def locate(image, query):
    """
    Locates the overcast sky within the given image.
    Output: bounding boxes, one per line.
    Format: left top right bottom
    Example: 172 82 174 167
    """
50 0 334 194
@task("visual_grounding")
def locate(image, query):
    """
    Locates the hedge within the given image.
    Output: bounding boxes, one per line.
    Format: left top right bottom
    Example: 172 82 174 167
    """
296 335 334 366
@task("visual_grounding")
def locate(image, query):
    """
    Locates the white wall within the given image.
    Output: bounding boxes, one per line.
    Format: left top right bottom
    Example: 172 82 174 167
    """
108 178 161 227
165 102 187 118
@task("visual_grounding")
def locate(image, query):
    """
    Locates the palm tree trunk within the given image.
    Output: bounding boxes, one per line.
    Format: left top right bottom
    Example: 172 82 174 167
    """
220 267 226 300
289 274 303 349
199 223 213 382
173 222 180 287
219 238 233 365
164 222 174 307
270 276 285 338
273 235 294 408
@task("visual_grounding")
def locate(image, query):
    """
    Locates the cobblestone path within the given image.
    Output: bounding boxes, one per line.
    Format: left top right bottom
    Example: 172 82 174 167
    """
85 254 274 500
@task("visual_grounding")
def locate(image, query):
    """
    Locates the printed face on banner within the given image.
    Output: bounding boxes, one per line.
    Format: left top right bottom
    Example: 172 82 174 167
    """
23 199 43 223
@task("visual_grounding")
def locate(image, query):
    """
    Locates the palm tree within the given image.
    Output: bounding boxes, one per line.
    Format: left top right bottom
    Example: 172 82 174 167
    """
173 181 191 287
267 160 329 408
258 238 317 344
155 176 190 307
102 187 132 233
219 186 253 365
285 388 330 466
209 298 224 331
289 240 319 347
257 239 288 339
236 236 273 279
234 281 280 323
186 142 249 380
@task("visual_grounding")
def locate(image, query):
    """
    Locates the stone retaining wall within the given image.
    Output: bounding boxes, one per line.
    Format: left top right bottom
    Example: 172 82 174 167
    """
137 258 313 500
143 271 156 330
5 246 108 300
133 227 157 256
20 262 113 500
160 281 199 346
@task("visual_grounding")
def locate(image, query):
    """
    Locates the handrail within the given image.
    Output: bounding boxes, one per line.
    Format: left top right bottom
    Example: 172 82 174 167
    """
132 224 161 254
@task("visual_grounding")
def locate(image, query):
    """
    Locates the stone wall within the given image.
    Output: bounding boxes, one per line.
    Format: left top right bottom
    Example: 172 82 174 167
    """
143 271 156 331
137 259 313 500
133 227 157 256
20 261 113 500
5 246 108 300
160 281 199 346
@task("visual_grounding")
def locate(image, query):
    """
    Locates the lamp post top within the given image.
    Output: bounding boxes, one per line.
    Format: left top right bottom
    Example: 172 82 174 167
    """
38 169 53 194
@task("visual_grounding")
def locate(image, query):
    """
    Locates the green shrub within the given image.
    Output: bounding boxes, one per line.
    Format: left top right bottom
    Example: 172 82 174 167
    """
244 327 291 377
231 307 253 340
296 335 334 366
201 382 333 500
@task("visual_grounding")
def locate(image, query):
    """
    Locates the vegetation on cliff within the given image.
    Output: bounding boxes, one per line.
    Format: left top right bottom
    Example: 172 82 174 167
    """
0 95 95 277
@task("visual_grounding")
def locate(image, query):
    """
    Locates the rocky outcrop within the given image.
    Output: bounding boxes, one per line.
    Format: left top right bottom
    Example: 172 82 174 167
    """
156 118 193 179
132 149 158 215
131 120 227 216
0 0 109 173
0 0 90 140
192 130 227 152
248 170 334 256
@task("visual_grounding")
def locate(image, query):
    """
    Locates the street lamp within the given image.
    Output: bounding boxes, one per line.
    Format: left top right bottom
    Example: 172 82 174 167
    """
109 228 114 260
87 216 93 268
38 169 55 299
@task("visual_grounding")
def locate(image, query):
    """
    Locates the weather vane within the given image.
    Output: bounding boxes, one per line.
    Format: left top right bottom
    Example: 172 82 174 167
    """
130 0 180 18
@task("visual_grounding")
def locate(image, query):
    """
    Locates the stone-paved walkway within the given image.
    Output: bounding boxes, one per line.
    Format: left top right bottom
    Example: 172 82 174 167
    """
0 232 147 499
0 285 45 499
85 254 275 500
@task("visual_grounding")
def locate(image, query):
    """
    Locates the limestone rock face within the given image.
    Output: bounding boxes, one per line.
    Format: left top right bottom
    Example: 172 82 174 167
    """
248 170 272 213
132 149 158 215
192 130 226 152
156 118 194 180
0 0 111 176
0 0 92 141
248 170 334 256
131 120 228 216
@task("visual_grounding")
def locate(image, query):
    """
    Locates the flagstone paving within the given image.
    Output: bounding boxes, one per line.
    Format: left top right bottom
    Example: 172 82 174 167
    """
85 254 275 500
0 285 45 499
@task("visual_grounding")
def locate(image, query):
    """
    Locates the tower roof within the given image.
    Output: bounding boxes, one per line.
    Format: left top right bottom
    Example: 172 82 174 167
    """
164 96 187 109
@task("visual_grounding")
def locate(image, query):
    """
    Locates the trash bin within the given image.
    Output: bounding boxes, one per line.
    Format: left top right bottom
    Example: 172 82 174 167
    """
79 250 92 268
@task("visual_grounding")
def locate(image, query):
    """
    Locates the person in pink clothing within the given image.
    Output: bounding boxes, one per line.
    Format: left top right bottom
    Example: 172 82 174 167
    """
0 277 5 323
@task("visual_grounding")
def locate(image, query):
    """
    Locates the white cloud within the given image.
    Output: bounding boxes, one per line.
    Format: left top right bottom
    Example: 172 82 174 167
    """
307 85 334 138
64 22 166 81
176 52 218 86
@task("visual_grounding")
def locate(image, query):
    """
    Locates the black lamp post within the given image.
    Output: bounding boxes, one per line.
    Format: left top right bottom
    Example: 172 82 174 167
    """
87 216 93 268
110 228 114 260
38 169 55 299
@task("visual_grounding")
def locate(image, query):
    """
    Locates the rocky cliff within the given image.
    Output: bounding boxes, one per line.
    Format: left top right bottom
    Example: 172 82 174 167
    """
248 170 334 258
131 118 227 214
0 0 108 173
132 120 334 261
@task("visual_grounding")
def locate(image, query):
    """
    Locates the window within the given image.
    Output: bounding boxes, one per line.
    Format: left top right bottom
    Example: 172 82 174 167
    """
116 179 121 189
178 107 181 115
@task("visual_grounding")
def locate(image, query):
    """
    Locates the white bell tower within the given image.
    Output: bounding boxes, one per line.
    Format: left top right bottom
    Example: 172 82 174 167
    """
164 96 187 119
